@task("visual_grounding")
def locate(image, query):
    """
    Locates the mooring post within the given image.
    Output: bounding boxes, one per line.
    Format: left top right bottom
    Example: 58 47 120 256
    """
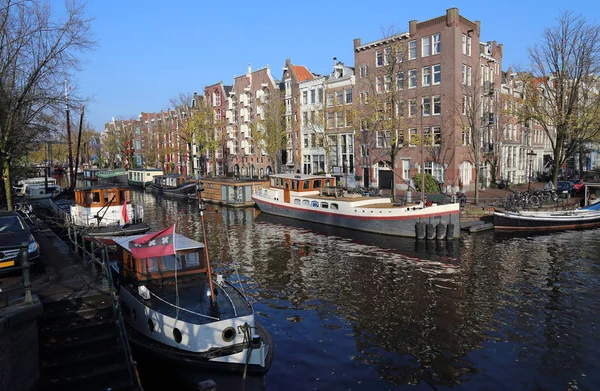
90 239 97 276
21 246 33 305
81 230 86 265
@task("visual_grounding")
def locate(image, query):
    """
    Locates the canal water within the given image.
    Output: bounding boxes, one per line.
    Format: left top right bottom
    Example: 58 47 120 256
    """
131 190 600 391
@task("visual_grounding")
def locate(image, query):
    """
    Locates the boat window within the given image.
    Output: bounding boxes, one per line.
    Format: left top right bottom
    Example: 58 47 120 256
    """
84 192 93 206
311 201 319 207
302 200 310 206
294 199 301 205
160 254 182 271
270 177 275 187
303 180 311 190
119 190 129 203
321 202 328 208
314 179 322 188
104 191 115 204
92 192 100 203
184 252 200 267
292 180 299 190
331 203 339 210
146 257 159 273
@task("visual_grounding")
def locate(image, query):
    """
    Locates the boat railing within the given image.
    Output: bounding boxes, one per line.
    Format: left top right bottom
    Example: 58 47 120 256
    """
144 287 221 321
46 199 72 226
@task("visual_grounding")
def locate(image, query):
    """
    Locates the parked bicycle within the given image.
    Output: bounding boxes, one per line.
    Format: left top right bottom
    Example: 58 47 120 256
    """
15 202 39 232
455 191 467 207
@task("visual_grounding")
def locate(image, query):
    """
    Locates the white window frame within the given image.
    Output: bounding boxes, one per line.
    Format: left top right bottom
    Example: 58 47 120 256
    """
421 36 431 57
408 69 417 89
422 66 431 86
432 33 441 55
376 76 383 93
384 75 392 92
376 131 384 148
376 50 383 67
384 47 391 65
467 35 472 56
408 99 417 118
422 97 431 116
408 40 417 60
402 159 411 180
433 95 441 115
397 71 404 90
432 64 441 85
408 128 418 147
432 126 441 146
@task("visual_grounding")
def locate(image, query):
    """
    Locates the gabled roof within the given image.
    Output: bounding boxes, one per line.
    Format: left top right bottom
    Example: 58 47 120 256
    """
292 65 314 82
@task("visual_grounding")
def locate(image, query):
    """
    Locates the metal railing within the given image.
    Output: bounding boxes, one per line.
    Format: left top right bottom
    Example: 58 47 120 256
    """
66 225 144 390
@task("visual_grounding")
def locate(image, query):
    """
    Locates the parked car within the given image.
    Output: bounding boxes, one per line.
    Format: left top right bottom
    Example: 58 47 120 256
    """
0 211 39 272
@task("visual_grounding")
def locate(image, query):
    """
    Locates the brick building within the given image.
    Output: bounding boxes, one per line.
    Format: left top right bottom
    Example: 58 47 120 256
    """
353 7 503 192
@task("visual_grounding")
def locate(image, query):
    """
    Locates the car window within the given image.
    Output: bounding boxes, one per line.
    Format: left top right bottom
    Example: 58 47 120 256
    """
0 215 26 232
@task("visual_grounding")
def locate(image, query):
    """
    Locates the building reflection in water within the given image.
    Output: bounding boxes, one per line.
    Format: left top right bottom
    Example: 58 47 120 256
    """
133 189 600 390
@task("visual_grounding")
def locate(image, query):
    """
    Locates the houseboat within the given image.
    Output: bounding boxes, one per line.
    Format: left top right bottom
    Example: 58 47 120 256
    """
81 168 101 182
252 173 461 239
97 169 128 186
151 174 197 198
127 168 164 188
67 185 150 236
195 177 268 207
23 184 61 201
107 221 273 374
14 177 60 197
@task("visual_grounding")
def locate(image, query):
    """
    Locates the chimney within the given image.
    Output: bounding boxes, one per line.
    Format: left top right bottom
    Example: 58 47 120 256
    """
446 7 458 26
353 38 361 50
409 20 417 35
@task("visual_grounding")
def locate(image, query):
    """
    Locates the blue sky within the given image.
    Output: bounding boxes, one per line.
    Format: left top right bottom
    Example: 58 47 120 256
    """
76 0 599 133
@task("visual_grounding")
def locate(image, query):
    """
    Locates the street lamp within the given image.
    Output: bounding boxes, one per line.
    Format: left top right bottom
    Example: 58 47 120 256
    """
527 149 536 191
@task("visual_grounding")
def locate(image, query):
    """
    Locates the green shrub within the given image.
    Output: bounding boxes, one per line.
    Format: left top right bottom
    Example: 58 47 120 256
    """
413 173 440 193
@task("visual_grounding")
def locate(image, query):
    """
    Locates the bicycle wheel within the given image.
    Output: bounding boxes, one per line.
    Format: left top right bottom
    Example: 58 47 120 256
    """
527 195 540 208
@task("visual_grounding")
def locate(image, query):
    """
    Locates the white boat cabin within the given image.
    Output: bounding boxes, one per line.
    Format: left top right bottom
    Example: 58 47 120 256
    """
128 169 164 185
24 184 61 200
268 174 335 203
15 177 59 196
71 185 143 227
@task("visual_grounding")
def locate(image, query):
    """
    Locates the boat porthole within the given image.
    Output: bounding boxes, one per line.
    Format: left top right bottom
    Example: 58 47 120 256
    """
132 308 136 322
173 328 182 343
222 327 236 342
148 318 154 333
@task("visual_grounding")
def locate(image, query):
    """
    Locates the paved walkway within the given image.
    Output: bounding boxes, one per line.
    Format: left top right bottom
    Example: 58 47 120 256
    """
0 223 106 305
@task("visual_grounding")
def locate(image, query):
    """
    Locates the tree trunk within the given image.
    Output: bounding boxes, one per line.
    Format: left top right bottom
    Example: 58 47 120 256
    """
3 162 13 212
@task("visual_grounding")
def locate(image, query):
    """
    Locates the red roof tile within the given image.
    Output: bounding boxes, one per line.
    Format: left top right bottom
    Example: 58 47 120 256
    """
292 65 313 82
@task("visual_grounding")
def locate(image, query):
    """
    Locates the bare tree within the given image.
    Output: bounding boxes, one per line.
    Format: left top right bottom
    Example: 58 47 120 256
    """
252 89 286 174
354 30 412 199
518 11 600 185
458 62 485 204
0 0 94 209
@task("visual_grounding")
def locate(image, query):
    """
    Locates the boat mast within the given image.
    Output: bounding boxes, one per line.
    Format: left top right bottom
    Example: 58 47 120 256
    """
420 104 425 203
65 81 75 193
73 105 84 190
198 191 216 307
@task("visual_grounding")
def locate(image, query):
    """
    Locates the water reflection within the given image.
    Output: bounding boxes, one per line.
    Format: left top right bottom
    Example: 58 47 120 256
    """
133 189 600 390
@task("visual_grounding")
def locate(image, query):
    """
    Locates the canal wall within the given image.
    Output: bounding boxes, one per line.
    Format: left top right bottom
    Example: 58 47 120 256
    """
0 297 43 391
